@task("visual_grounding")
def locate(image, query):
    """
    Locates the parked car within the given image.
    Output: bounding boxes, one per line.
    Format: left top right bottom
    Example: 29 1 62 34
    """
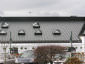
0 53 15 64
15 50 35 64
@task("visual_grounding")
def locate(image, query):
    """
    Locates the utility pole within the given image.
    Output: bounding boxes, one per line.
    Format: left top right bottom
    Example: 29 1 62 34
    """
69 31 73 63
28 11 32 16
9 32 12 54
4 43 6 64
2 17 7 64
70 31 73 57
3 35 7 64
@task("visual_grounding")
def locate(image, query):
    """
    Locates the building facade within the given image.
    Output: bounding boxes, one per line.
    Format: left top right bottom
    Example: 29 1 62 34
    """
0 17 84 54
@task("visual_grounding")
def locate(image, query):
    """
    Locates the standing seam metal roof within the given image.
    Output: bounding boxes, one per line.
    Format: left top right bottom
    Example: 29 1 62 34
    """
0 20 84 43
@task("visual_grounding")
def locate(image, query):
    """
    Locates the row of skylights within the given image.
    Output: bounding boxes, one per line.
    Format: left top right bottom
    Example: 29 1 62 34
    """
0 22 61 35
0 22 9 35
0 29 61 35
18 29 42 35
32 22 61 35
33 22 42 35
1 22 40 29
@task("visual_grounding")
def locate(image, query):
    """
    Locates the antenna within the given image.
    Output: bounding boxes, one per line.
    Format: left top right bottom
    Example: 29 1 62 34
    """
28 11 32 16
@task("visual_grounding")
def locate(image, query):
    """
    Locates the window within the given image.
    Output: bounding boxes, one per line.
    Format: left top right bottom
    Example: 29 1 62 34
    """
0 29 7 35
67 47 76 52
25 47 27 50
1 22 9 28
53 29 61 35
20 47 23 50
35 29 42 35
80 47 82 49
33 22 40 28
10 47 18 54
18 29 25 35
75 47 77 49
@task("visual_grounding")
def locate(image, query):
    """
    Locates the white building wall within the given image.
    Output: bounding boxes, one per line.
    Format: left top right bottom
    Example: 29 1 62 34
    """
81 36 85 53
0 43 82 54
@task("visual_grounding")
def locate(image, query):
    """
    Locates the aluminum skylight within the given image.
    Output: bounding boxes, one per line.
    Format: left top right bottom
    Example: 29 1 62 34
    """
1 22 9 28
33 22 40 28
53 29 61 35
18 30 25 35
35 29 42 35
0 29 7 35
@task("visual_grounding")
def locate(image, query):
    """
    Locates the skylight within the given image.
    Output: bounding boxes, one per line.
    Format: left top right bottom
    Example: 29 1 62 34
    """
1 22 9 28
18 29 25 35
33 22 40 28
35 29 42 35
53 29 61 35
0 29 7 35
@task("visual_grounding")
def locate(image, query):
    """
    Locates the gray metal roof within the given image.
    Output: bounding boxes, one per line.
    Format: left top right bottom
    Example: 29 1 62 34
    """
0 20 84 43
79 23 85 36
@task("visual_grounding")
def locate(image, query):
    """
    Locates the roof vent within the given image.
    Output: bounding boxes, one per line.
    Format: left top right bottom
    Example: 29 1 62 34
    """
33 22 40 28
35 29 42 35
53 29 61 35
1 22 9 28
18 30 25 35
0 29 7 35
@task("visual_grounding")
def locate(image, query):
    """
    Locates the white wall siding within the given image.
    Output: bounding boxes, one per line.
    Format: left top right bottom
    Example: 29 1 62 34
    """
0 43 82 53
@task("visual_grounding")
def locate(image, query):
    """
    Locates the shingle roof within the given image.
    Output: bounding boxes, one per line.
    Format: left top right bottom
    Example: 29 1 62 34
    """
0 17 84 43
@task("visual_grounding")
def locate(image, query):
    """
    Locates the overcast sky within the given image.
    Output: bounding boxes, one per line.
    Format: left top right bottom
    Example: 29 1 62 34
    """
0 0 85 16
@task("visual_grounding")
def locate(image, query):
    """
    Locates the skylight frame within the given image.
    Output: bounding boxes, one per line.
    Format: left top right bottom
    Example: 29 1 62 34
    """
18 29 26 35
33 22 40 28
1 22 9 28
53 29 61 35
34 29 42 35
0 29 7 35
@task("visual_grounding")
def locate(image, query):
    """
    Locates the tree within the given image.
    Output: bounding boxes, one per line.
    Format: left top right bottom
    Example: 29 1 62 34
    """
64 57 83 64
34 45 66 64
